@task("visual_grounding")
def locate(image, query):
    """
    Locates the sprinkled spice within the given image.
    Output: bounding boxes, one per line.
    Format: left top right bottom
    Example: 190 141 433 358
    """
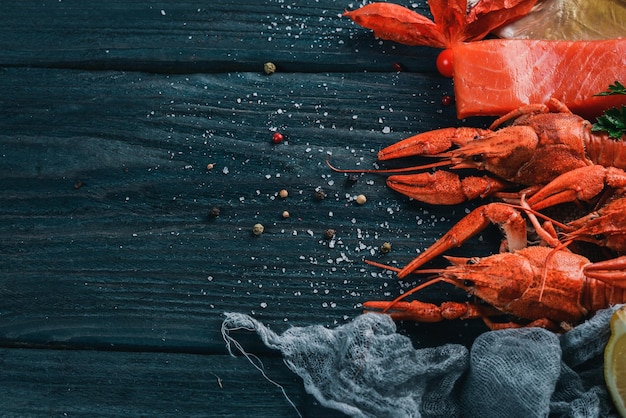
206 163 215 170
380 242 392 254
279 189 288 198
264 62 276 74
347 174 359 184
314 188 327 200
272 132 284 144
282 211 290 219
73 180 84 190
355 194 367 205
323 229 336 240
441 95 454 106
252 223 265 236
392 62 404 72
208 206 221 218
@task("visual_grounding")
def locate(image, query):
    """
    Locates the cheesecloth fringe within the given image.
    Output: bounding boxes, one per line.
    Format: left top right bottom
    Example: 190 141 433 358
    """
222 305 623 418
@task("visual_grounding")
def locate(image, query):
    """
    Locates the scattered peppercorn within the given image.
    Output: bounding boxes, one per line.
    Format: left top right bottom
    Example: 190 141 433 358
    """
272 132 284 144
73 180 84 190
252 223 265 236
392 62 404 72
323 229 336 240
441 95 454 106
355 194 367 205
347 174 359 184
279 189 288 198
206 163 215 170
209 206 221 218
314 188 327 200
282 211 290 218
380 242 392 254
264 62 277 75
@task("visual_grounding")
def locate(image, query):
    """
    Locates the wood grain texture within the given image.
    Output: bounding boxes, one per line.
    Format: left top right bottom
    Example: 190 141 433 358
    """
1 0 437 73
0 1 495 416
0 347 331 417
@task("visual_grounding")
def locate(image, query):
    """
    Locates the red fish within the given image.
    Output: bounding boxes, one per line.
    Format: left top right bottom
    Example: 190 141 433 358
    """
344 1 626 119
453 39 626 119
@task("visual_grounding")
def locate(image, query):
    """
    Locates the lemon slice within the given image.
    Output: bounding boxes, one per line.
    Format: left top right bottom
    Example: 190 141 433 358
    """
605 305 626 417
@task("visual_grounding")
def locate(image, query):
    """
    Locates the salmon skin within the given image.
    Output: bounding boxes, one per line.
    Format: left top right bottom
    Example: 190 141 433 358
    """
453 39 626 120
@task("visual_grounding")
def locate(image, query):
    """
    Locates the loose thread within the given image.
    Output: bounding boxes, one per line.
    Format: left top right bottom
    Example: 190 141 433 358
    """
221 319 303 418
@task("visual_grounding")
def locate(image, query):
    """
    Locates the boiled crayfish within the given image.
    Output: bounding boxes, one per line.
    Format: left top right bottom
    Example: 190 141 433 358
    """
361 162 626 330
380 164 626 280
330 99 626 205
339 1 626 332
364 246 626 332
331 100 626 331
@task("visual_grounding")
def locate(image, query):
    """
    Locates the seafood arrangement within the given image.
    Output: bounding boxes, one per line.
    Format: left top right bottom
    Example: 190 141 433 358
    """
341 0 626 332
332 99 626 331
344 1 626 118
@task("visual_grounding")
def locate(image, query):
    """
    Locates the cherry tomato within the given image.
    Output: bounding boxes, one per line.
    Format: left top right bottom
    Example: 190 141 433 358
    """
272 132 284 143
436 49 454 78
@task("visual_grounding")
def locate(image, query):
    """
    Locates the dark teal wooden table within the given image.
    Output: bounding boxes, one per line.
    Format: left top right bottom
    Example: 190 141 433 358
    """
0 1 496 415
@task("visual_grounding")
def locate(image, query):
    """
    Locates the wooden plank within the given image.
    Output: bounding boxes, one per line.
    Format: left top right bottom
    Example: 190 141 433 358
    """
0 0 438 73
0 67 490 354
0 2 504 416
0 347 336 417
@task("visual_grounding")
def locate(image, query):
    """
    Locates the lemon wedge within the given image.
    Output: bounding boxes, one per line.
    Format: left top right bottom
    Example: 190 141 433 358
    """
605 305 626 417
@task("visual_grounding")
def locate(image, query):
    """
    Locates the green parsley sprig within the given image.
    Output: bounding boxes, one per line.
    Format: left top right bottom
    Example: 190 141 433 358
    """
594 81 626 96
592 81 626 140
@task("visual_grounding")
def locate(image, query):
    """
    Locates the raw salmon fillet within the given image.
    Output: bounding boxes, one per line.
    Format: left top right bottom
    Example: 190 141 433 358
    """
453 39 626 119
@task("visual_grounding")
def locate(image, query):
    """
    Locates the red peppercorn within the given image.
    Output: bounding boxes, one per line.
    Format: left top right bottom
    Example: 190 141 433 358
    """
272 132 284 143
441 95 454 106
392 62 404 72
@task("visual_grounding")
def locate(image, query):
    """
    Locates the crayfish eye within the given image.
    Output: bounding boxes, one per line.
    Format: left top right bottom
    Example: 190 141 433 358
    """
593 233 605 241
466 257 479 265
471 154 485 162
463 280 474 287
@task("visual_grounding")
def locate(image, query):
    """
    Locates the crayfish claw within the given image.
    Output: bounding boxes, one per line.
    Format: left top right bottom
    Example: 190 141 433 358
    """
377 127 488 161
363 300 444 322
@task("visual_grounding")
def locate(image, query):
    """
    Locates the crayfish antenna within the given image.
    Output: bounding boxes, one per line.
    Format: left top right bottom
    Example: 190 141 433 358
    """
510 196 575 302
325 159 452 174
364 259 442 276
504 201 570 231
376 277 451 313
538 240 574 301
364 259 401 273
364 258 449 314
